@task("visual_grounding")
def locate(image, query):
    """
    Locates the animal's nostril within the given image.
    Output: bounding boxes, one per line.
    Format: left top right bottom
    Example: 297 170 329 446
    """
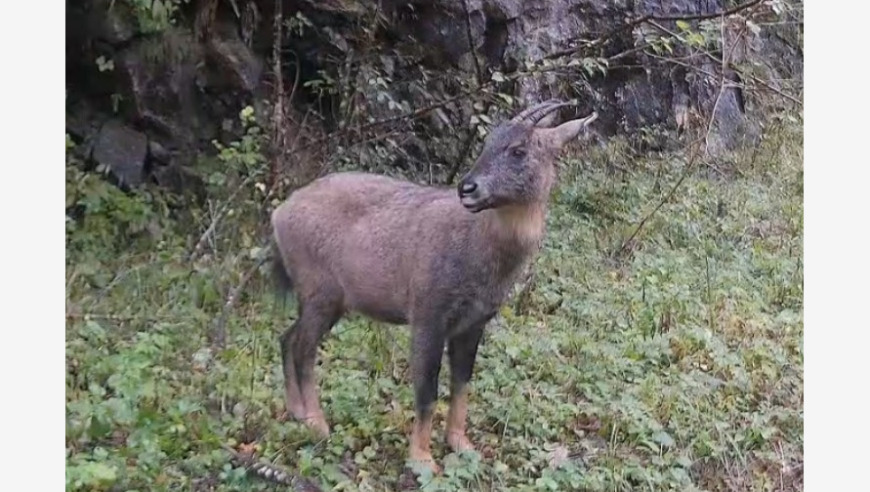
459 181 478 196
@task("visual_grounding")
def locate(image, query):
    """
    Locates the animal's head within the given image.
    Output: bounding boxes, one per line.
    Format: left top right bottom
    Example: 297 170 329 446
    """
457 100 598 213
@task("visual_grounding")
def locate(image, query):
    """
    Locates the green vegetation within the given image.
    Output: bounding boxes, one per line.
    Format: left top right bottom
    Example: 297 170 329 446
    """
65 113 803 490
116 0 187 34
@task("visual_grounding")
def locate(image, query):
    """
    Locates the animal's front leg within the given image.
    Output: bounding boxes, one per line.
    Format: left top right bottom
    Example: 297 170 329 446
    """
446 325 484 453
408 325 446 474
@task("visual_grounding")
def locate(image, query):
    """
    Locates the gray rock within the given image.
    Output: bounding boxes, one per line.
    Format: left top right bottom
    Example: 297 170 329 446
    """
205 24 264 93
92 120 148 187
706 82 760 154
116 29 210 152
65 99 106 160
147 139 172 165
153 163 206 202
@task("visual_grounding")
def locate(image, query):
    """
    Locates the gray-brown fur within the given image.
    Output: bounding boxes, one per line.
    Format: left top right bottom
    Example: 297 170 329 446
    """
269 100 598 472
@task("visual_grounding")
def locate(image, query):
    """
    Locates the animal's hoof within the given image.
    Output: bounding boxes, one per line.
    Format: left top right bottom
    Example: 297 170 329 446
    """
302 414 330 438
447 431 475 453
408 446 441 475
289 409 307 422
407 457 442 476
284 401 307 422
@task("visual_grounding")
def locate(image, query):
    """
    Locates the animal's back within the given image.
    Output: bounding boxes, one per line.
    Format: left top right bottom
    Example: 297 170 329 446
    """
287 172 425 213
271 172 455 323
273 172 445 243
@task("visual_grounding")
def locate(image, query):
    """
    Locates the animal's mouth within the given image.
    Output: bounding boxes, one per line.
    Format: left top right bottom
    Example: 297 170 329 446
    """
460 196 491 213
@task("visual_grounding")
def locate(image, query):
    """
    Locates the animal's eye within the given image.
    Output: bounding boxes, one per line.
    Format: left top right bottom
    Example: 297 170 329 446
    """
511 147 526 158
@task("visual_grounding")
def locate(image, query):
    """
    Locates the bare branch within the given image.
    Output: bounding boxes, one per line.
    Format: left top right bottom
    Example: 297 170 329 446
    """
646 0 763 22
618 139 704 255
210 255 268 349
188 174 258 262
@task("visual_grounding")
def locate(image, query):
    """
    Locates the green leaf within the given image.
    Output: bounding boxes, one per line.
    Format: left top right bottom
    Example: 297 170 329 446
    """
652 430 675 447
496 92 514 105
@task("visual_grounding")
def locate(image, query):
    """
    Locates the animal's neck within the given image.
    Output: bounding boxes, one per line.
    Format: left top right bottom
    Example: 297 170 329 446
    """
484 202 548 256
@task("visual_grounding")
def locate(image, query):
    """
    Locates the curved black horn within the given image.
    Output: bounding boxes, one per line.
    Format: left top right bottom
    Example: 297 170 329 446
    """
510 99 560 123
510 99 578 126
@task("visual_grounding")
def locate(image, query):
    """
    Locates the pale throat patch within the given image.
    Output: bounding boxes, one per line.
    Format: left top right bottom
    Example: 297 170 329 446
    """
492 203 547 247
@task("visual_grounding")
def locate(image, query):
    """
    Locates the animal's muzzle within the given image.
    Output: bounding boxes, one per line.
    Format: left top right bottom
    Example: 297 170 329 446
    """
457 177 490 213
458 179 478 198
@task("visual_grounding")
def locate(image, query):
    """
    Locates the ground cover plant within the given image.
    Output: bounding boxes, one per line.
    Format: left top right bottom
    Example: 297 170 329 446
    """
65 112 803 491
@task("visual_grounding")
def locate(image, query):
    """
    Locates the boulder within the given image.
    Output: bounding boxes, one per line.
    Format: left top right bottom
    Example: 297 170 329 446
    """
115 29 206 154
92 120 148 188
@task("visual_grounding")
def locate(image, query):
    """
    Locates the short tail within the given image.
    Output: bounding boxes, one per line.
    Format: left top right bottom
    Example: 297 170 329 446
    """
271 238 294 305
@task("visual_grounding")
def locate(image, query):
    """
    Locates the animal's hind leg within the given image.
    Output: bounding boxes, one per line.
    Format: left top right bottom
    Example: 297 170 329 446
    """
280 295 342 437
280 321 306 421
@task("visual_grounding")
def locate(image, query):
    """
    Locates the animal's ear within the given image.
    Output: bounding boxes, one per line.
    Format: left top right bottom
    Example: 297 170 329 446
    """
541 112 598 148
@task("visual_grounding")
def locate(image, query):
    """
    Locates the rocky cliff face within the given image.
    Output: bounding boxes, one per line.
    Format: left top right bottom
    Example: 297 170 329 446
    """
65 0 802 189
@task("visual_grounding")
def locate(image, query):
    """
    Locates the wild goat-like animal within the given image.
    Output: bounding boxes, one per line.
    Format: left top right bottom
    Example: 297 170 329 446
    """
270 100 598 472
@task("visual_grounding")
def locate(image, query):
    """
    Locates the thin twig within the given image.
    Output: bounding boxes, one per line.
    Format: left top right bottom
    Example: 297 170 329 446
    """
645 52 723 84
211 255 268 349
606 43 655 62
188 174 258 262
646 0 763 22
226 0 240 18
732 63 803 106
618 139 704 255
288 52 302 111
